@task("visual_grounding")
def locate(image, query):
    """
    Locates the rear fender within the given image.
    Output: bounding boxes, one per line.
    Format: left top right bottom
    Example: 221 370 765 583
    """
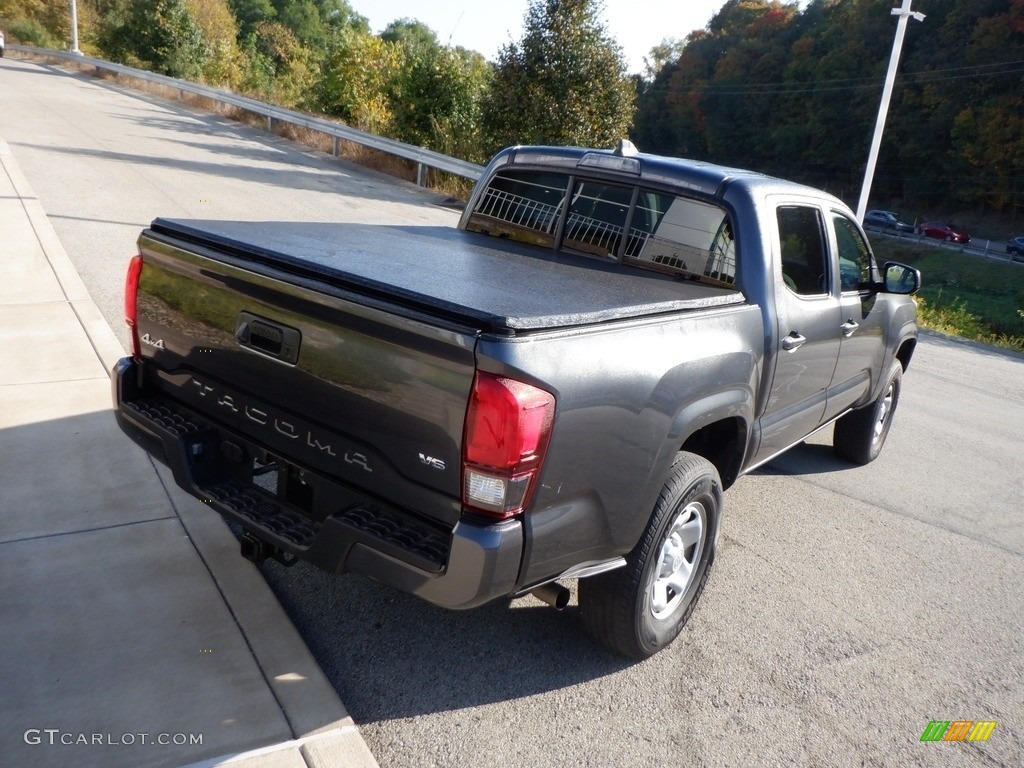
632 387 753 550
661 387 753 488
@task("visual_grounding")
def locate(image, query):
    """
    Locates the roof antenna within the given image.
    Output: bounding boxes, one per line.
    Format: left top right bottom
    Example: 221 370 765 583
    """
614 139 639 157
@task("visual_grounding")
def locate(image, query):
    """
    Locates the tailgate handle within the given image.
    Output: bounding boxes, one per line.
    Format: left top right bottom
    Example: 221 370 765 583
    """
235 312 301 364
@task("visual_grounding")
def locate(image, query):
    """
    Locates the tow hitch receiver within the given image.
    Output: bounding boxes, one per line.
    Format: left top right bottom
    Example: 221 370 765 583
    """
239 531 297 567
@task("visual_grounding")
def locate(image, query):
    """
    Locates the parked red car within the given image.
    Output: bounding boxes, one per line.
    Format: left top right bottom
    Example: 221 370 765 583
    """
917 221 970 243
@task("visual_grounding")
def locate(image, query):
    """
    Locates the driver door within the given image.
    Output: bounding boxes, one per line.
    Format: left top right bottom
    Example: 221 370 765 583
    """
823 212 889 420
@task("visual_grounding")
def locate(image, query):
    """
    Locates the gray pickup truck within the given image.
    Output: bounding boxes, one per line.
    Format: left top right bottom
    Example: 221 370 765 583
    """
113 142 919 658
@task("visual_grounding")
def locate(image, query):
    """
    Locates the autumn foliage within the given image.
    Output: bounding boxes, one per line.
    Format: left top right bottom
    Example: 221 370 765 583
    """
634 0 1024 214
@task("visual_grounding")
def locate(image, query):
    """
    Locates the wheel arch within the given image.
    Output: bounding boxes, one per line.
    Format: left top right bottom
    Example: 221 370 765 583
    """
649 383 752 496
896 337 916 371
680 417 747 490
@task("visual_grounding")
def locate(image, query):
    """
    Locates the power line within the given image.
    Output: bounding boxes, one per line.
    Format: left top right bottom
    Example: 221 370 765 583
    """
645 59 1024 97
702 58 1024 89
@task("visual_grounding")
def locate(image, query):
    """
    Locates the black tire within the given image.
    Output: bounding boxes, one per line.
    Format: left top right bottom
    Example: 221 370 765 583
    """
579 452 721 659
833 360 902 465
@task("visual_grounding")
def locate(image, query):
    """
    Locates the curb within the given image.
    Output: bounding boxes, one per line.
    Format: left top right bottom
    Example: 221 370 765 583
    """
0 138 125 372
179 726 377 768
0 138 378 768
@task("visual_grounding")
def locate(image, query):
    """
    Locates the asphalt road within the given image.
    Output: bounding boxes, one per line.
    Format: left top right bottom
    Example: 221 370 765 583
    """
2 56 1022 768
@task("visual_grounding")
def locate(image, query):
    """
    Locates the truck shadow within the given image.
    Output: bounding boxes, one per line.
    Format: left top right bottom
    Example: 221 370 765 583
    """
251 433 855 724
258 559 634 722
757 442 855 477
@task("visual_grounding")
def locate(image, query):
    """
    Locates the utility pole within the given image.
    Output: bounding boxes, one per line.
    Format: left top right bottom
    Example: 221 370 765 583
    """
69 0 81 54
856 0 924 222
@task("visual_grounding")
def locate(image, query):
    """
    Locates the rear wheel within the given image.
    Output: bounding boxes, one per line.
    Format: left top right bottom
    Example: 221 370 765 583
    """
833 360 902 465
579 452 721 659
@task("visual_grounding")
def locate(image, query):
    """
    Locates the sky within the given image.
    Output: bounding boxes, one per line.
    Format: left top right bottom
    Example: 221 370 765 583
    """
347 0 742 76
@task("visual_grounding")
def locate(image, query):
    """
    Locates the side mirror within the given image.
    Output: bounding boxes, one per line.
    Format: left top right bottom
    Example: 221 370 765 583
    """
882 261 920 295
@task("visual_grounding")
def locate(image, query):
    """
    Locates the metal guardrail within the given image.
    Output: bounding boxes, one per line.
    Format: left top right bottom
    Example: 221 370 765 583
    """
9 44 485 186
864 224 1024 265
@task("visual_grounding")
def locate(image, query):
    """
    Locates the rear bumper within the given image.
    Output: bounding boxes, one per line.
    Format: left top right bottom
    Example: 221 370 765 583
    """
112 357 523 609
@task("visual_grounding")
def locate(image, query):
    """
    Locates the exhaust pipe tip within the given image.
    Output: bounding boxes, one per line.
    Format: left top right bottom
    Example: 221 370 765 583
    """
530 581 570 611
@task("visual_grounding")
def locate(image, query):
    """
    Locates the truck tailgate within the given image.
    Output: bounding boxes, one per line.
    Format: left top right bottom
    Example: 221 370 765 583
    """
126 227 478 550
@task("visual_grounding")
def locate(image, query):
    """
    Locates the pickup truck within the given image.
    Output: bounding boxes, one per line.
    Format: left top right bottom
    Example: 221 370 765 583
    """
113 142 920 658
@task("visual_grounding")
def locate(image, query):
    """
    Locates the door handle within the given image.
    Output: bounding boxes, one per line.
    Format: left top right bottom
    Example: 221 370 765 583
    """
781 332 806 352
840 320 860 337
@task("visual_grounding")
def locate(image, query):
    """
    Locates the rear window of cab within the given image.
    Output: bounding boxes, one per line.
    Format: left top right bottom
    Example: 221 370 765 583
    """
465 169 737 288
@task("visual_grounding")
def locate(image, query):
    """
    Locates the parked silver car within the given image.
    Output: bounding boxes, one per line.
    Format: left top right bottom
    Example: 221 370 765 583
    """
864 209 914 233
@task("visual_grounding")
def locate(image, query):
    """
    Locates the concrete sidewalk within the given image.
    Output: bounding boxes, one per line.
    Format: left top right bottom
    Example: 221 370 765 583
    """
0 142 377 768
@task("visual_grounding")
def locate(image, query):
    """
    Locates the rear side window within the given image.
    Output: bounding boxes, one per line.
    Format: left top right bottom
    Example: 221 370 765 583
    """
466 169 736 287
777 206 828 296
624 192 735 285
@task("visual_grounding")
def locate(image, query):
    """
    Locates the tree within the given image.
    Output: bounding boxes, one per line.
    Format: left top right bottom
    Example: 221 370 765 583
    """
97 0 206 80
945 4 1024 210
634 0 1024 212
227 0 276 39
380 18 438 54
0 0 72 48
373 18 490 158
481 0 634 153
429 47 492 162
315 25 403 133
641 37 686 87
313 0 368 34
390 44 489 157
272 0 324 49
184 0 243 86
239 20 318 107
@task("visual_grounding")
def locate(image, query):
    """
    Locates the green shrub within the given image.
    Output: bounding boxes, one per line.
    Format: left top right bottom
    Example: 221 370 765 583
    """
916 294 1024 353
8 18 62 49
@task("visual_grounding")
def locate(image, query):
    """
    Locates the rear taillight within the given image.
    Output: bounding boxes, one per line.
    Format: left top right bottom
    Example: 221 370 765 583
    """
124 255 143 359
462 372 555 519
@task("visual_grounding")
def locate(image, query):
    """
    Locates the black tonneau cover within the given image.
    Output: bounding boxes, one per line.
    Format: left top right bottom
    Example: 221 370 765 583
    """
150 218 745 333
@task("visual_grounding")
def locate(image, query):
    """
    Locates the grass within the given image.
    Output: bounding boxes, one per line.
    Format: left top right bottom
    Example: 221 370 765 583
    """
872 239 1024 353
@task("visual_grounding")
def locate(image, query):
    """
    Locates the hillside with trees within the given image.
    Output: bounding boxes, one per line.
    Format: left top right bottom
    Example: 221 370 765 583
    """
635 0 1024 215
1 0 1022 216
